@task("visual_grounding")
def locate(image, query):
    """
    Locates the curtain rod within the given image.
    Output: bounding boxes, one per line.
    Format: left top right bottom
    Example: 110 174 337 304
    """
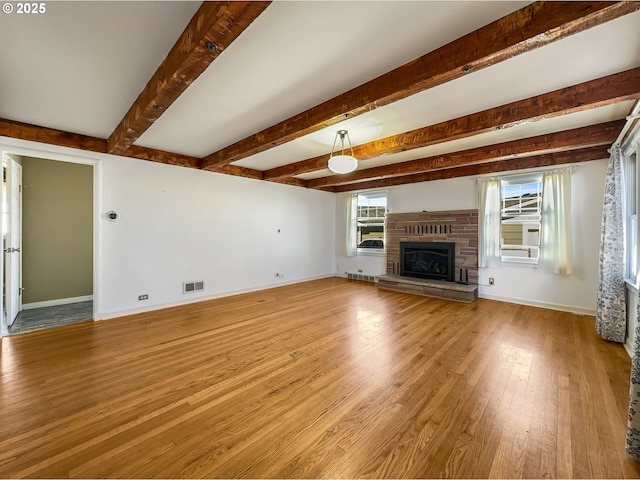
613 100 640 148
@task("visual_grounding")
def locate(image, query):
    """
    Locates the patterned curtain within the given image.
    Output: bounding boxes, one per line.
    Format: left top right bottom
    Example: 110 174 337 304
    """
595 145 626 343
627 314 640 459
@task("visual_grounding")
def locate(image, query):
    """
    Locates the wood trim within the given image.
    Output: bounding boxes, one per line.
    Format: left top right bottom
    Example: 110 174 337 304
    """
201 1 640 170
306 121 623 188
0 118 107 153
266 177 307 188
124 145 200 169
0 118 201 169
265 68 640 180
330 145 610 192
107 2 271 155
208 165 307 186
210 164 264 180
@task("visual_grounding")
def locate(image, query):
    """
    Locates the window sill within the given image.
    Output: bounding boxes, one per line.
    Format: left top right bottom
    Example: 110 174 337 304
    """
357 249 386 256
500 256 539 266
626 278 639 295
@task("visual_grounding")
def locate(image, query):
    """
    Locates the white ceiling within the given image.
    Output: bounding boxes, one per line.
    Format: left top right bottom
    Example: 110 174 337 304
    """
0 1 201 138
1 1 638 188
136 1 529 157
232 7 640 172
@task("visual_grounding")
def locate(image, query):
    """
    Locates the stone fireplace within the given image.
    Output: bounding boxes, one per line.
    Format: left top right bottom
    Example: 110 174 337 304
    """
377 209 479 302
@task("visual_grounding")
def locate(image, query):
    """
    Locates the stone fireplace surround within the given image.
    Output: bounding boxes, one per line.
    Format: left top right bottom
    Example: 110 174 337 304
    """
377 210 479 302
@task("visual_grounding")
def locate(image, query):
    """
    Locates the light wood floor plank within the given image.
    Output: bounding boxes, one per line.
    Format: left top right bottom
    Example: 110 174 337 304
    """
0 277 638 478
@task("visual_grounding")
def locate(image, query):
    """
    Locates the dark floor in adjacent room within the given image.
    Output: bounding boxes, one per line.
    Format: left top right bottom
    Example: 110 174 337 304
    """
4 301 93 335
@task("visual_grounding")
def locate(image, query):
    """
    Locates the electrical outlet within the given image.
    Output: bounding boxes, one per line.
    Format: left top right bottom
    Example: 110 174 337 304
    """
138 294 149 301
489 278 494 285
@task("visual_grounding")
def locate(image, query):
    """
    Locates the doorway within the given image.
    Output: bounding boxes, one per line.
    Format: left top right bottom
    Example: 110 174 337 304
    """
1 154 94 336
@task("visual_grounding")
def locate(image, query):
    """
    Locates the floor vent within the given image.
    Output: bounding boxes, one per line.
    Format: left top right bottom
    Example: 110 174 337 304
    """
183 281 204 294
289 350 304 358
347 273 376 283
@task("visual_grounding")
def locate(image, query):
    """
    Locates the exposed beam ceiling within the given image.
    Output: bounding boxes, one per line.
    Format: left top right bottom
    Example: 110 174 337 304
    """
1 1 638 192
107 1 271 155
332 145 610 193
200 1 639 171
264 68 640 181
306 121 623 189
0 118 201 169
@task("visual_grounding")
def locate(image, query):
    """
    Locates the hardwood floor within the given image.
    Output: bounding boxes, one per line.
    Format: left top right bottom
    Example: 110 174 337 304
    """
0 277 638 478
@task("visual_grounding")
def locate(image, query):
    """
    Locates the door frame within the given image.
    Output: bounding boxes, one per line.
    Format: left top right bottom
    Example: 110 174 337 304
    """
3 153 22 327
0 141 101 335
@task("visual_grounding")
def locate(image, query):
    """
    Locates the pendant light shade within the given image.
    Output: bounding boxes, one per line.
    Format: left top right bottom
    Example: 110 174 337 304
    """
328 154 358 174
328 130 357 174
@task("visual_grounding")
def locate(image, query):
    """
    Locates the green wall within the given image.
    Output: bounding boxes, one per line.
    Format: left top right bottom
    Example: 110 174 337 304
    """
22 157 93 304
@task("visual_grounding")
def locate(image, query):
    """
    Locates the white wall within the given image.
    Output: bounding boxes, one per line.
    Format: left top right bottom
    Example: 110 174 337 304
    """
481 160 607 314
335 160 608 314
0 135 610 319
0 137 337 320
99 155 336 317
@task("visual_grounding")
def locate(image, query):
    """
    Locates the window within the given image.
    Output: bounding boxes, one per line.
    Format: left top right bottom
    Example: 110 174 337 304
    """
500 175 542 261
625 150 638 284
355 192 386 252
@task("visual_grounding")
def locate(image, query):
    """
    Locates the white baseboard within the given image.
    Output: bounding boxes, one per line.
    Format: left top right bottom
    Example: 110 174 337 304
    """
478 292 596 316
22 295 93 310
97 274 335 321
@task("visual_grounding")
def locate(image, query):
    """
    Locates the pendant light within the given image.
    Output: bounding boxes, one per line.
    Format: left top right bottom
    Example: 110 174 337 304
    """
328 130 358 174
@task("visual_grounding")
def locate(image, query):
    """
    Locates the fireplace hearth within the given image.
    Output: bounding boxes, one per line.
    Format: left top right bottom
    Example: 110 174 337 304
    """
401 241 455 282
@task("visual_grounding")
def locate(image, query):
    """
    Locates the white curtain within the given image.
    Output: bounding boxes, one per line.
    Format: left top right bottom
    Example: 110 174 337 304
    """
540 168 572 274
345 194 357 257
478 178 501 268
595 145 626 343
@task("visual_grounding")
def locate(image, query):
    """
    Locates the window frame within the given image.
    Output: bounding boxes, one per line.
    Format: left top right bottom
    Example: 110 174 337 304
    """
499 173 543 265
624 142 639 287
354 191 387 255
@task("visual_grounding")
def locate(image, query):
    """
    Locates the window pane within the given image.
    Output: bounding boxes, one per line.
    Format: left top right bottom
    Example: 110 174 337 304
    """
630 214 637 279
626 152 638 281
500 177 542 260
356 192 386 250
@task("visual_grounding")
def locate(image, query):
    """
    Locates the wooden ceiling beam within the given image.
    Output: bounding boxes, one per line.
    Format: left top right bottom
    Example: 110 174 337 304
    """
201 1 640 170
330 145 610 192
0 117 107 154
306 120 623 188
210 164 263 180
264 67 640 180
124 145 200 169
107 1 271 155
266 177 307 188
0 118 201 169
208 164 306 186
